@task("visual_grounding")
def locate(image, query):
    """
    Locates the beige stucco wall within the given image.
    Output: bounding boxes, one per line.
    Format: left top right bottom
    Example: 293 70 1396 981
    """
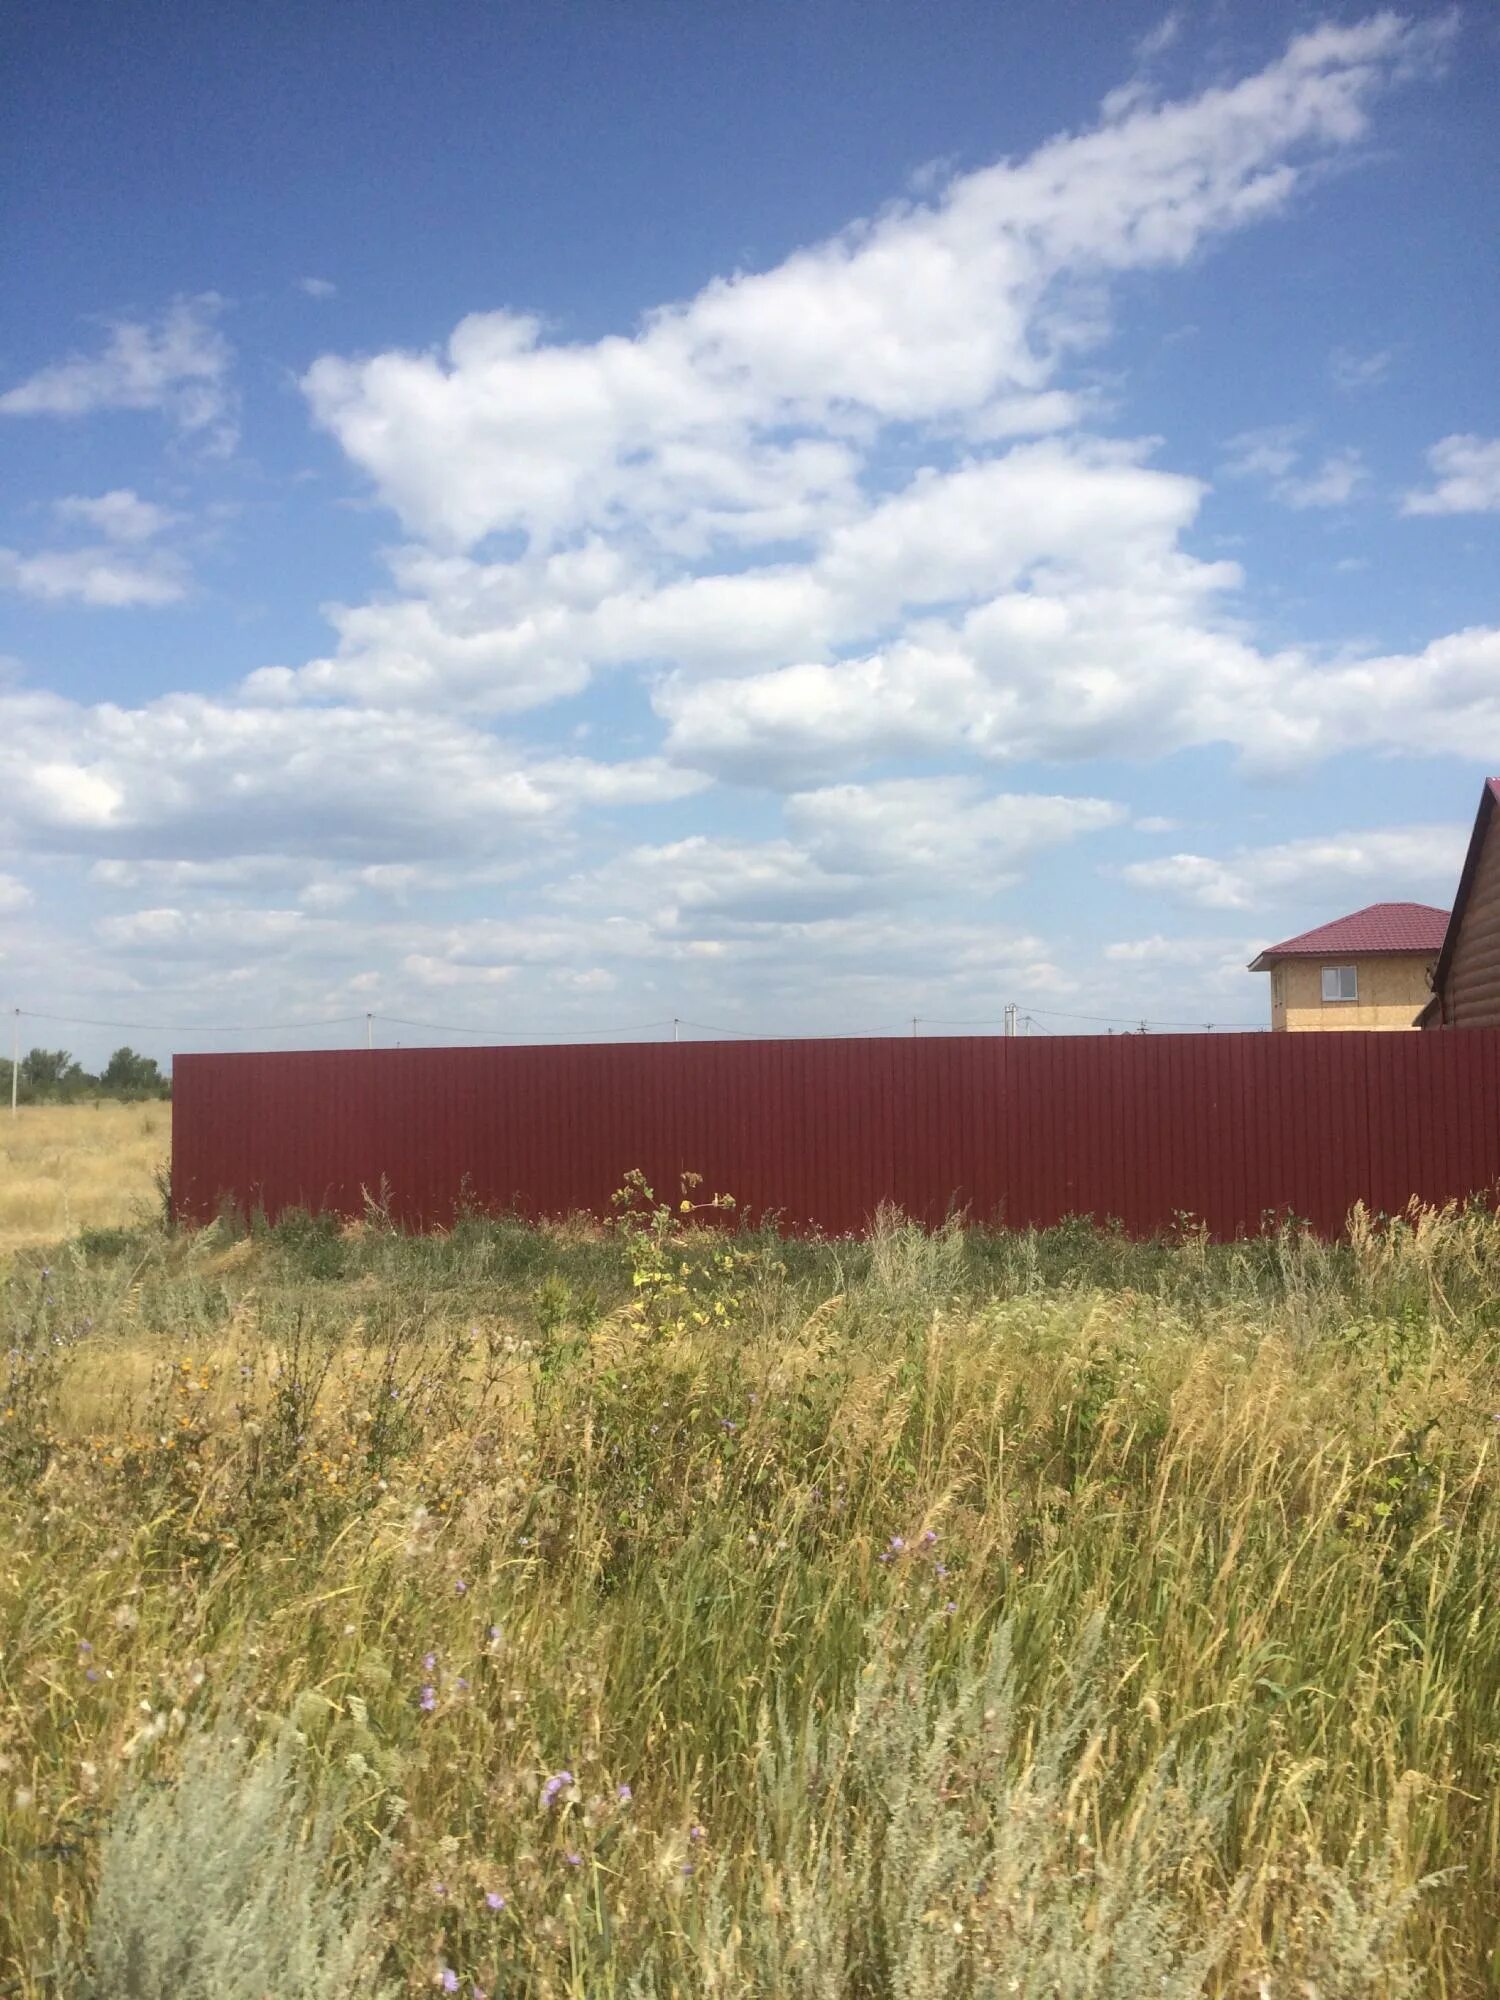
1268 954 1434 1032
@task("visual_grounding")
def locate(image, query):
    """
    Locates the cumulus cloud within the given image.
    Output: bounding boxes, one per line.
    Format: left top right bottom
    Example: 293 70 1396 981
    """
0 546 186 608
1403 434 1500 515
52 490 179 543
1277 450 1367 509
242 15 1487 795
1222 428 1366 508
250 438 1210 713
304 14 1441 553
0 488 188 607
783 779 1123 884
1120 823 1468 910
0 295 237 450
0 687 702 866
300 277 338 299
5 14 1483 1046
517 782 1123 961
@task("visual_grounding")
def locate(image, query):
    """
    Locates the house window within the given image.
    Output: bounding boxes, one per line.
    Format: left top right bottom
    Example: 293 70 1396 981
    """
1322 965 1358 1003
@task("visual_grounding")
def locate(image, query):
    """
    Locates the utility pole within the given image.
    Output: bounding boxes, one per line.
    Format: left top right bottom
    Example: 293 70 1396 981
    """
911 1015 919 1037
9 1007 17 1117
1003 1002 1017 1038
365 1011 374 1050
673 1018 680 1043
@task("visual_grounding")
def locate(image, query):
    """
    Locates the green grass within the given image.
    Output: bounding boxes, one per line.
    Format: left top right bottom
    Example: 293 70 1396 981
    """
2 1193 1498 1996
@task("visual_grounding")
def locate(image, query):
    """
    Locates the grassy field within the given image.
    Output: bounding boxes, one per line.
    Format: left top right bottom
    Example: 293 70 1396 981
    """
0 1101 168 1254
1 1121 1498 1996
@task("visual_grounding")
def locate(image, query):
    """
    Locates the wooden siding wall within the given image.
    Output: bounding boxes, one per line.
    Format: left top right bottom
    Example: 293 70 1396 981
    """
1446 809 1500 1026
173 1031 1500 1241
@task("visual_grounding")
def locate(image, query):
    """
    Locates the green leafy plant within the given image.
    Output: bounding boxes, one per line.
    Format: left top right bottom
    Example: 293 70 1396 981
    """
609 1168 753 1339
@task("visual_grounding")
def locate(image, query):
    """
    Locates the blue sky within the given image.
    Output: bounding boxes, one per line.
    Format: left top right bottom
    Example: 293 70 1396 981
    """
2 0 1497 1065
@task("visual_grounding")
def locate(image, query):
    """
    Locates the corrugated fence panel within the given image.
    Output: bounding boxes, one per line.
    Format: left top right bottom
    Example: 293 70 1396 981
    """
172 1030 1500 1240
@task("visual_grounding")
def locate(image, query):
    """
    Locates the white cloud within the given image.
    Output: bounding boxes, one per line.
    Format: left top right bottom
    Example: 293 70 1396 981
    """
784 779 1123 883
245 18 1473 786
3 15 1484 1051
1222 426 1301 482
0 871 32 914
0 687 703 865
300 277 338 299
1222 428 1366 508
540 781 1121 946
1106 934 1225 964
1120 823 1467 910
1135 10 1184 65
52 490 178 544
0 545 186 607
1403 434 1500 515
1277 449 1367 509
0 488 189 607
248 438 1217 713
0 296 236 450
1329 344 1392 391
304 14 1442 553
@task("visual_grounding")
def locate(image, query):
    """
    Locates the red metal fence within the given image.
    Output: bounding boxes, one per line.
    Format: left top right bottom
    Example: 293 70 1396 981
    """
171 1030 1500 1239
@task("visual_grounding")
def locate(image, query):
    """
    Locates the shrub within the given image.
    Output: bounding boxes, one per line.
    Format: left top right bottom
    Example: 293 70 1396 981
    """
73 1715 392 2000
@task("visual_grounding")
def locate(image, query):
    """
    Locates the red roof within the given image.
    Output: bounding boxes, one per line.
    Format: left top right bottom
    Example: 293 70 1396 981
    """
1248 901 1449 971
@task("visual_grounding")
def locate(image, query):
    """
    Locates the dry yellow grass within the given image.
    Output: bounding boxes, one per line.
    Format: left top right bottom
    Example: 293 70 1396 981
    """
0 1100 168 1254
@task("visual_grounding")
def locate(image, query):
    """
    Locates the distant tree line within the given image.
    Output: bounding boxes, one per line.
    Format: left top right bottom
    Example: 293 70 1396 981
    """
0 1045 171 1104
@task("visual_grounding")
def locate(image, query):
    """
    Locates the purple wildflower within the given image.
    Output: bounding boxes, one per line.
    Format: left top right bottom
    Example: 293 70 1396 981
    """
921 1529 938 1547
485 1891 505 1912
440 1968 459 1994
565 1851 582 1867
420 1686 437 1713
454 1578 468 1595
423 1652 437 1672
541 1769 574 1808
689 1822 705 1843
616 1782 633 1804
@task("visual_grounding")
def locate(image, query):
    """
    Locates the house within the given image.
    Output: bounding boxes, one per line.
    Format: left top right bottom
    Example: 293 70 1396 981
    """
1418 778 1500 1027
1248 902 1449 1032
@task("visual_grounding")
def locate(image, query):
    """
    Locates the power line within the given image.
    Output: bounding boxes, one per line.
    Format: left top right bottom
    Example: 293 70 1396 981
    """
675 1018 915 1041
5 1003 1268 1047
924 1007 1265 1032
17 1008 367 1034
379 1014 676 1040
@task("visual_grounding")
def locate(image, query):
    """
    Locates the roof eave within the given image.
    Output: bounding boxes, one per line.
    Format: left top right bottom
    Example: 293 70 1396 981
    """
1249 943 1440 973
